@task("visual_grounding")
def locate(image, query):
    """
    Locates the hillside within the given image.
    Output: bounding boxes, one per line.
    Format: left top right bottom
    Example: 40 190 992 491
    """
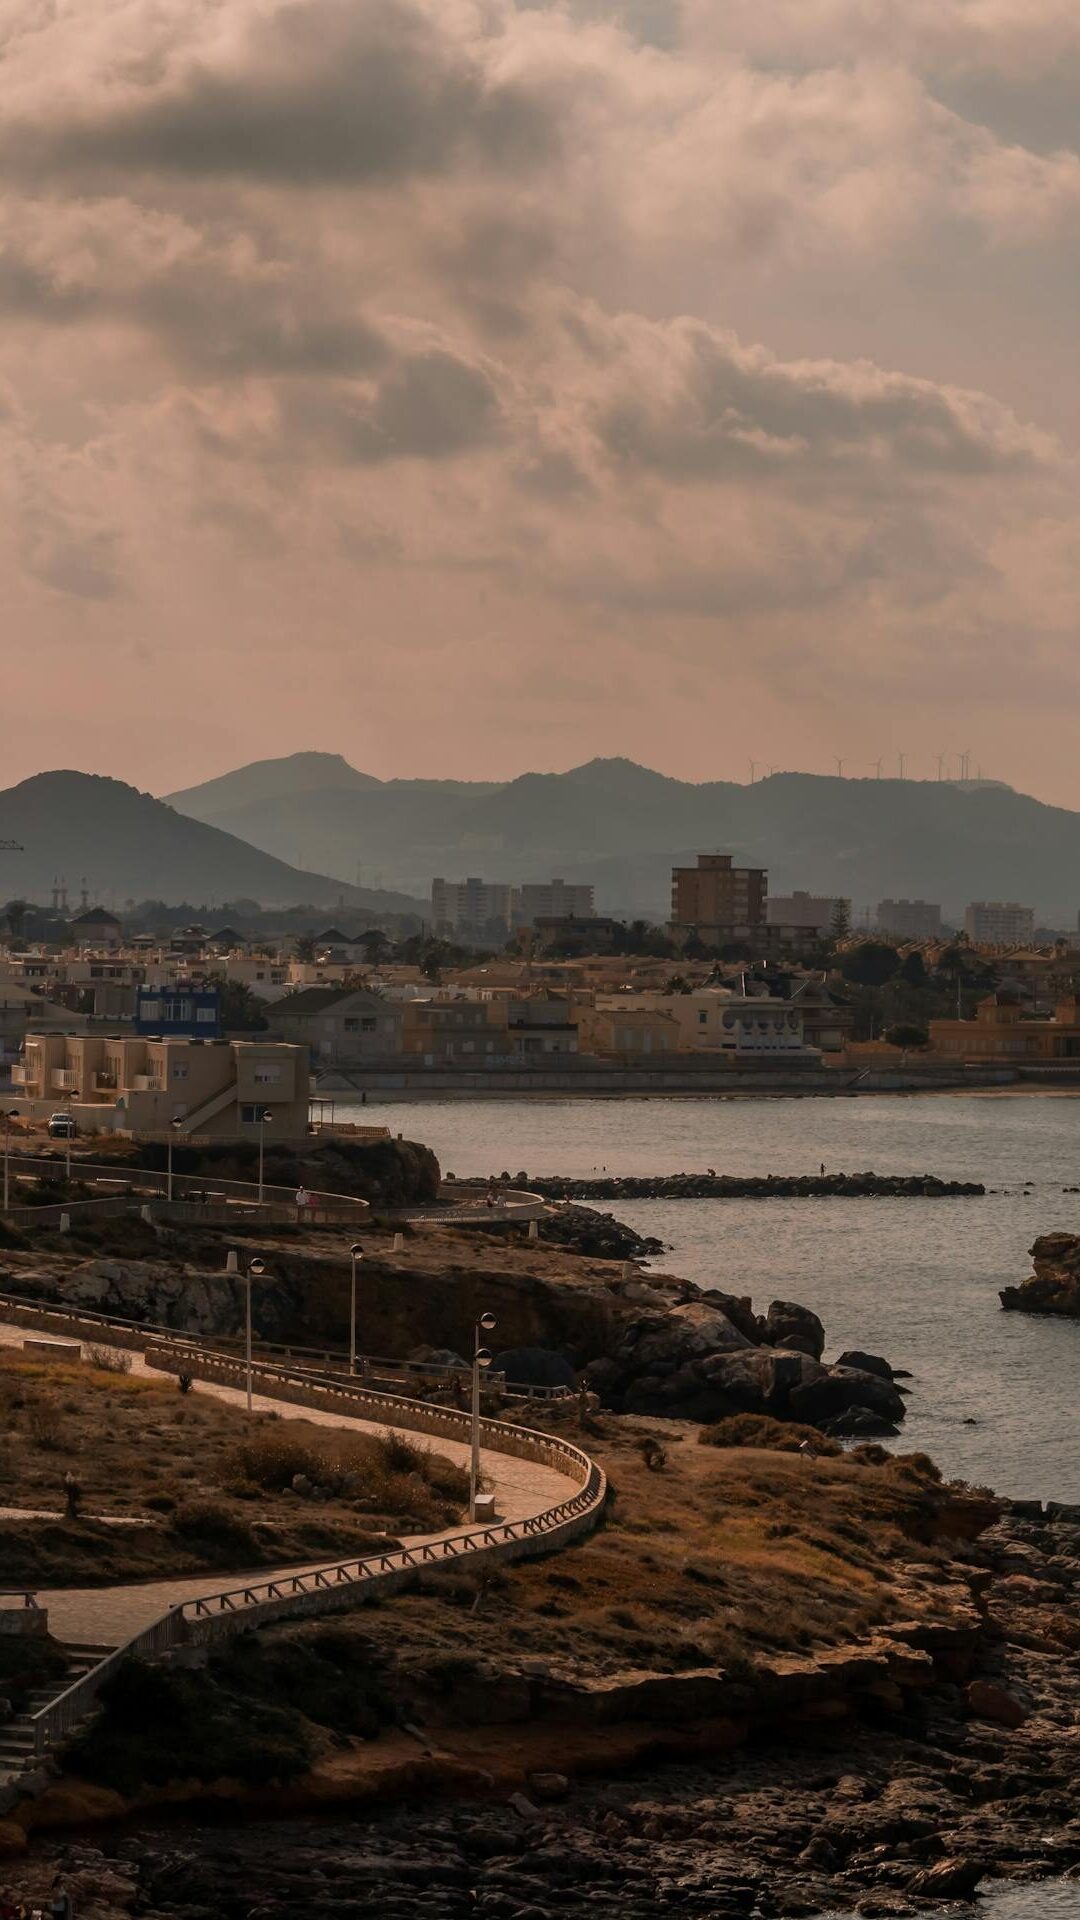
0 773 424 915
165 755 1080 923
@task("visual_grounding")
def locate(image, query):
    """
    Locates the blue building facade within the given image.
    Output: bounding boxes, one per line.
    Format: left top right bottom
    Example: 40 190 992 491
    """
134 985 221 1038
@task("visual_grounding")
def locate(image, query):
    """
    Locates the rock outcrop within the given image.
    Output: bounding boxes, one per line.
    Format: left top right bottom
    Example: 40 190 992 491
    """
1001 1232 1080 1317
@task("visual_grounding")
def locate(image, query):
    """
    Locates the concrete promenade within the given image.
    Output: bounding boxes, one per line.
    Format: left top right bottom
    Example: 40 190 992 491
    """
0 1323 577 1649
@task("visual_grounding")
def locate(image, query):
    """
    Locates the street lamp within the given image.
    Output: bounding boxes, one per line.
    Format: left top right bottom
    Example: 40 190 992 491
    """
166 1113 183 1202
470 1311 497 1521
3 1109 19 1213
246 1258 266 1414
349 1243 363 1377
256 1108 272 1203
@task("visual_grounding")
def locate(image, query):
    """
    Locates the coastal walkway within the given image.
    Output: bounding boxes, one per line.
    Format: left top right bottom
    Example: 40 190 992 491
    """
0 1311 605 1788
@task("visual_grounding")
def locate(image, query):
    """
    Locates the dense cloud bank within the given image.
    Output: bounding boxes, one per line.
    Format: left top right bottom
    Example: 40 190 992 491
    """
1 0 1079 785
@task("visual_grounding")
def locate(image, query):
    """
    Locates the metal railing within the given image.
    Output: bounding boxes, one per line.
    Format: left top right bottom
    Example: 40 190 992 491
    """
16 1332 605 1760
1 1155 370 1221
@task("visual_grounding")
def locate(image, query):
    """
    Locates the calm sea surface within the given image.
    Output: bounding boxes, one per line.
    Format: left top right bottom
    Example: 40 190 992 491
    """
342 1093 1080 1502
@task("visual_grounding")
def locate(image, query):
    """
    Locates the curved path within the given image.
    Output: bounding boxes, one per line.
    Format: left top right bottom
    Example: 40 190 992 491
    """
0 1320 577 1648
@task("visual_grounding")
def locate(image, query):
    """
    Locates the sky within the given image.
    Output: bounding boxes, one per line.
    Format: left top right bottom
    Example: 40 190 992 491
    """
3 0 1080 801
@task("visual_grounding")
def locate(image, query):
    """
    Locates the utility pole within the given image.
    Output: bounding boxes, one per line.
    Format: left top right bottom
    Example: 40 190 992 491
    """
748 760 759 784
897 753 906 779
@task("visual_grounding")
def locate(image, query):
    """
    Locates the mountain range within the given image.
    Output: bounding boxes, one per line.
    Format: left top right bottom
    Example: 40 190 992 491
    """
0 772 424 917
165 754 1080 927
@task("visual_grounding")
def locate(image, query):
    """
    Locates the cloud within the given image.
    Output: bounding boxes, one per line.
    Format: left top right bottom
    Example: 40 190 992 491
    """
2 0 1080 799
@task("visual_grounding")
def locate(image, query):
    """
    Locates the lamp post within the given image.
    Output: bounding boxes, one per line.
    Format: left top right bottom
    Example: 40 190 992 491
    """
256 1108 272 1203
246 1258 266 1414
166 1113 183 1202
470 1311 497 1521
3 1109 19 1214
349 1242 363 1377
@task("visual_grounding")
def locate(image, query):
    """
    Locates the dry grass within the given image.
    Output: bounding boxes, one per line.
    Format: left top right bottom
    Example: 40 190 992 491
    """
0 1347 469 1585
323 1416 997 1697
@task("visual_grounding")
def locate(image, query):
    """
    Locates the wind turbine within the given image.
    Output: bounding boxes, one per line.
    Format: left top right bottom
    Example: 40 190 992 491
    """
871 759 883 779
834 757 846 777
748 760 759 784
897 752 907 779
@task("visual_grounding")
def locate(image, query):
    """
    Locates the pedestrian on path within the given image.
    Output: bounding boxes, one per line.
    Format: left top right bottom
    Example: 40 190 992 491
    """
295 1185 309 1222
62 1470 82 1519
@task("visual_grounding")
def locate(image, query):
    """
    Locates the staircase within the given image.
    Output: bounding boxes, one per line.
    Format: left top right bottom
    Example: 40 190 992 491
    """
0 1642 115 1785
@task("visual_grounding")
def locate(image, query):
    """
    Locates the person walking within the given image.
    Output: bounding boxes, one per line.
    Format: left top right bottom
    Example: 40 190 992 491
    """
294 1185 309 1222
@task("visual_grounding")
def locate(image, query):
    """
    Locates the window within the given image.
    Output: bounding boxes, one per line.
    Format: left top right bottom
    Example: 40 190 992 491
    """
196 1007 216 1023
254 1066 281 1085
344 1019 359 1033
172 1065 189 1081
240 1104 259 1124
698 1010 708 1024
141 999 162 1021
361 1017 376 1033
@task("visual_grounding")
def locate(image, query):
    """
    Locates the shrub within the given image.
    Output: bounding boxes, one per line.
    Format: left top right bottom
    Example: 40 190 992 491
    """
698 1414 842 1457
84 1343 132 1374
25 1396 67 1451
168 1499 257 1562
66 1657 312 1793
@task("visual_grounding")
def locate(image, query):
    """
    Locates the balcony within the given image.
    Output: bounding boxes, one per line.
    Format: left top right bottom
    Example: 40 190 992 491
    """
93 1072 119 1092
132 1074 164 1092
10 1064 29 1087
50 1069 77 1091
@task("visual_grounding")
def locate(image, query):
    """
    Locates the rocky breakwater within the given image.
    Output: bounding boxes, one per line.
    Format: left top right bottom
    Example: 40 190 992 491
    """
519 1170 986 1200
587 1285 909 1436
1000 1232 1080 1317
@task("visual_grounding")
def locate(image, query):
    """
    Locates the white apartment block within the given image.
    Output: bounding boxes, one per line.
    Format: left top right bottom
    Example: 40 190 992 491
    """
431 878 513 941
765 891 848 934
964 902 1035 945
877 899 944 940
515 880 595 926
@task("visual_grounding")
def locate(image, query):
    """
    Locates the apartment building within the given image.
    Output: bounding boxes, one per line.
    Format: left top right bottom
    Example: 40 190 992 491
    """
766 891 848 935
14 1033 309 1135
964 902 1035 945
515 880 595 927
669 854 767 943
268 987 402 1066
877 899 944 941
431 878 513 943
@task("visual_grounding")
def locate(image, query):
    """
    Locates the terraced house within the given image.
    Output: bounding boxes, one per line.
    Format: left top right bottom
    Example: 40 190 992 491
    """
267 987 403 1067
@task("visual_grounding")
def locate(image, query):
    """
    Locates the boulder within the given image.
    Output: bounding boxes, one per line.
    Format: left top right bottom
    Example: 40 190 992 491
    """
835 1349 894 1380
907 1858 984 1899
966 1679 1031 1728
1001 1233 1080 1316
789 1366 907 1430
764 1300 825 1360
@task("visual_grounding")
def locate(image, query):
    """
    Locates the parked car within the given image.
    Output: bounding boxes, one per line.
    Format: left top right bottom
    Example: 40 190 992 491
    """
47 1111 76 1139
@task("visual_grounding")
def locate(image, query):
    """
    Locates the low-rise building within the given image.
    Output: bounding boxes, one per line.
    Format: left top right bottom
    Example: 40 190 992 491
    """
929 993 1080 1061
14 1033 309 1135
592 988 816 1057
964 902 1035 945
576 1004 680 1057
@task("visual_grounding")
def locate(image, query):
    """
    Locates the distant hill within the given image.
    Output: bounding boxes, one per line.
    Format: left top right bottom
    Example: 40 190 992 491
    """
163 754 1080 925
167 751 383 818
0 772 424 916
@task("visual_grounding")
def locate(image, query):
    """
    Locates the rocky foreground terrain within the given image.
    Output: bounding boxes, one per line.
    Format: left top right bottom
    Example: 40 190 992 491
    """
4 1501 1078 1918
1001 1233 1080 1318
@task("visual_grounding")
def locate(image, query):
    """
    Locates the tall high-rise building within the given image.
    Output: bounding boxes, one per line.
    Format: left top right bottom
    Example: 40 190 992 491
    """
431 877 513 943
877 899 944 940
964 902 1034 945
515 879 595 927
670 853 767 940
766 891 848 936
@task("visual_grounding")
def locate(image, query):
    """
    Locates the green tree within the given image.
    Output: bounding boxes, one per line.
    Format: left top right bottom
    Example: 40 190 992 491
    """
218 982 269 1033
359 929 390 964
839 942 900 988
829 899 852 945
899 949 928 988
885 1022 929 1050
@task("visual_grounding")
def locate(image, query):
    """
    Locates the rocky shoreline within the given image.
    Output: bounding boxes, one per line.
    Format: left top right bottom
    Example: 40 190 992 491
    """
4 1501 1078 1918
1001 1233 1080 1318
484 1171 987 1201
